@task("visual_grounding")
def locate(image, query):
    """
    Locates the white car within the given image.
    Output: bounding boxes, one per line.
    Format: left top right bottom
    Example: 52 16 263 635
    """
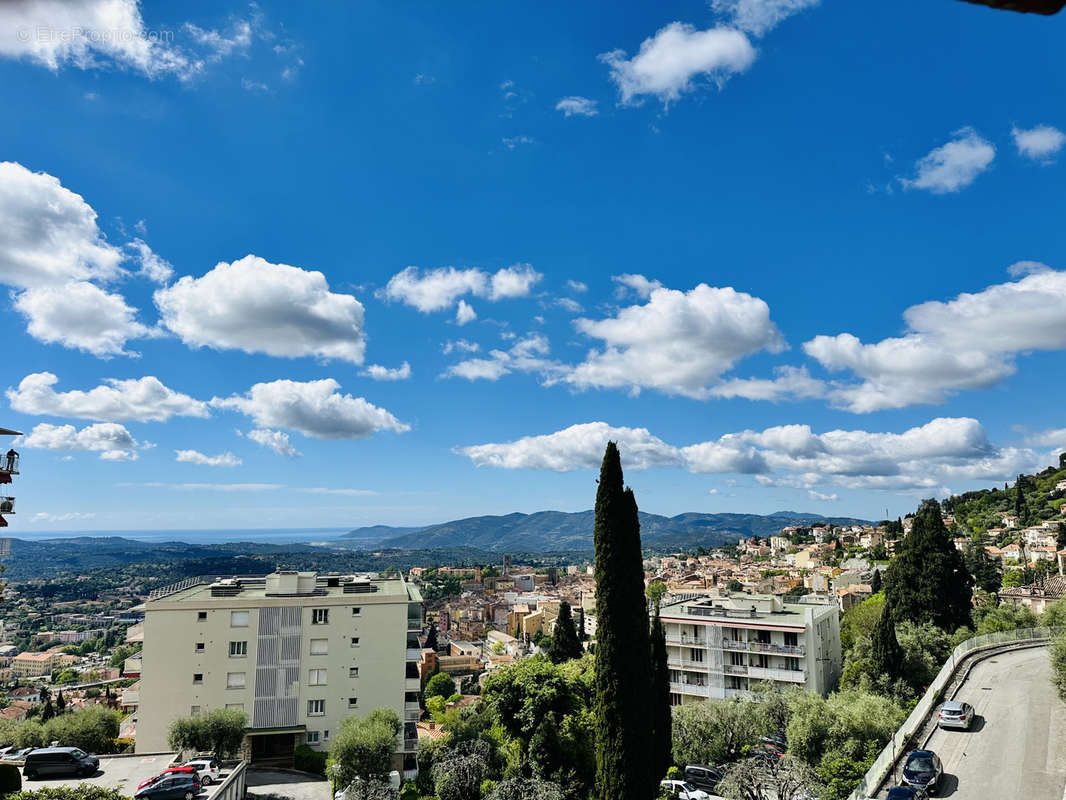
182 756 221 786
660 779 711 800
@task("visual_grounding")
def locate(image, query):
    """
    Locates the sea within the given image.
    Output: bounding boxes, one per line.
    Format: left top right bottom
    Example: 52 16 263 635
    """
37 527 365 546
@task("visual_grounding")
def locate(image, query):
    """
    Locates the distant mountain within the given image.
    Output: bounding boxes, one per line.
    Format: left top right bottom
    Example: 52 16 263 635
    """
343 525 426 541
349 510 873 552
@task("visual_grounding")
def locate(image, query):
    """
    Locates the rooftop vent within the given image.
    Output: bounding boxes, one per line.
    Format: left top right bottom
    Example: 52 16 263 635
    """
210 578 243 597
343 578 378 594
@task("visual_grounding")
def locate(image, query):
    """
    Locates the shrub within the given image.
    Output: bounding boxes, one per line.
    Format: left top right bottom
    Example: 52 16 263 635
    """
293 744 327 776
6 789 127 800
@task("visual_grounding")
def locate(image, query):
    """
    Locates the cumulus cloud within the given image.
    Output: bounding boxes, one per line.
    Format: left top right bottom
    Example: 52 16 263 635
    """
184 20 252 61
566 280 588 293
361 361 412 381
13 281 151 357
18 421 142 460
711 0 820 36
127 238 173 284
380 263 542 314
707 366 825 402
600 22 756 107
613 273 662 299
211 378 410 440
1011 124 1066 163
154 254 366 364
31 511 96 524
804 267 1066 412
241 428 300 457
455 300 477 325
555 297 584 313
0 161 124 289
7 372 207 422
442 339 480 355
900 128 995 194
1025 427 1066 448
175 449 241 467
556 96 598 117
563 283 785 398
444 334 558 382
807 490 838 502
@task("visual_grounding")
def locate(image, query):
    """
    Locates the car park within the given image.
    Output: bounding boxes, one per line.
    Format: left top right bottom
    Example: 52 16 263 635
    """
137 766 196 790
6 748 35 765
23 747 99 780
133 773 200 800
659 779 711 800
182 756 221 786
901 750 942 795
936 701 975 730
683 765 724 793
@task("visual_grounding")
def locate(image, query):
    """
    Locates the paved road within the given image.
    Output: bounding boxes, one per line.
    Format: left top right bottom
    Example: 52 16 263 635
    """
885 646 1066 799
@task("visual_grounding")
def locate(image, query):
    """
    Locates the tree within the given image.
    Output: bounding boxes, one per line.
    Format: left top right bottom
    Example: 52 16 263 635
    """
55 691 66 713
330 708 402 789
5 788 129 800
528 716 563 779
869 569 882 594
577 607 587 642
592 442 653 800
425 623 439 652
964 532 1001 593
648 610 671 786
726 579 744 593
1057 522 1066 551
40 700 54 723
485 777 565 800
426 672 456 700
884 500 973 630
717 755 823 800
168 708 246 759
432 741 492 800
869 601 904 684
672 698 760 767
645 580 667 610
548 602 582 664
1051 631 1066 702
43 706 121 753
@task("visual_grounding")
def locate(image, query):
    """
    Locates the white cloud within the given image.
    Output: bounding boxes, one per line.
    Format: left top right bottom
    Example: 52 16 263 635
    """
804 267 1066 411
900 128 995 194
183 20 252 61
31 511 96 523
711 0 819 36
1011 124 1065 163
154 254 366 364
566 280 588 293
555 297 584 313
1006 260 1051 278
211 378 410 440
13 281 150 357
380 264 542 313
241 428 300 457
442 339 480 355
444 333 558 382
563 283 785 398
7 372 207 422
0 161 124 289
175 449 241 467
708 366 825 402
600 22 756 107
502 135 535 150
240 77 269 93
455 300 477 325
613 273 662 298
361 362 412 381
555 96 598 117
126 238 173 284
300 487 378 497
1025 428 1066 448
18 421 142 460
807 489 838 502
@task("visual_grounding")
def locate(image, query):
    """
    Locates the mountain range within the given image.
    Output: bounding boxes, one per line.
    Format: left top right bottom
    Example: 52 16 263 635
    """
343 510 872 552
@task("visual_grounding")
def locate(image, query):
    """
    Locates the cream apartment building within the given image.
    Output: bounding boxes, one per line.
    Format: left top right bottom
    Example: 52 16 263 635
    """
136 571 422 774
659 592 840 704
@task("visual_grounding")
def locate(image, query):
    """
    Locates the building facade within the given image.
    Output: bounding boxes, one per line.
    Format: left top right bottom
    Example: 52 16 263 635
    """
658 593 841 704
136 571 422 775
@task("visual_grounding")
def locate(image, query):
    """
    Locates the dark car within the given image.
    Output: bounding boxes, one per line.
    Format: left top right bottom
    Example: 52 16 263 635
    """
902 750 942 794
887 787 926 800
23 747 99 779
134 774 199 800
683 765 724 793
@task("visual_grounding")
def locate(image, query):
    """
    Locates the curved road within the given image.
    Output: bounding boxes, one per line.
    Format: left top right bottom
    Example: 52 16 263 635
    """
885 646 1066 799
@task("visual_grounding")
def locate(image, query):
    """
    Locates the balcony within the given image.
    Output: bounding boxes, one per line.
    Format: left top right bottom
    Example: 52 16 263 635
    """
405 677 421 692
406 648 422 661
721 639 749 651
0 497 13 515
0 451 18 475
748 641 805 656
667 657 711 671
748 666 806 683
405 707 421 721
402 736 419 752
669 681 712 697
665 634 707 646
723 664 748 676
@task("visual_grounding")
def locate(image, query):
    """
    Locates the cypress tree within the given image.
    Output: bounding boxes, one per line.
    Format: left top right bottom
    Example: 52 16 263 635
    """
870 599 904 682
884 500 973 630
593 442 653 800
55 690 66 712
425 622 439 651
577 607 587 642
870 569 882 594
549 601 582 663
648 610 672 786
41 699 54 722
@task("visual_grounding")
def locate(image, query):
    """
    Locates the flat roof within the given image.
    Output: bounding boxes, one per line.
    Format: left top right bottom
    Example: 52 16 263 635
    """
659 593 814 627
148 573 420 605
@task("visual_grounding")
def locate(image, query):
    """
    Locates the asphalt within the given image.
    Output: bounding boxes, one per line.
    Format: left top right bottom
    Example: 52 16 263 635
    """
245 768 330 800
880 646 1066 799
19 753 229 799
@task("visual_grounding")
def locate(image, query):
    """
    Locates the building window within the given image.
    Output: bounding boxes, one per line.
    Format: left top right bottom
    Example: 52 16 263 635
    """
349 666 359 678
310 638 328 656
225 703 244 711
348 697 358 708
193 673 203 684
351 607 361 616
689 648 703 663
350 637 360 647
669 693 682 707
312 609 329 625
754 654 769 669
195 642 205 653
197 612 207 622
324 731 329 740
306 731 320 745
307 699 325 716
784 631 798 647
229 641 248 658
230 611 249 628
226 672 246 689
309 668 327 686
785 657 801 672
191 705 201 715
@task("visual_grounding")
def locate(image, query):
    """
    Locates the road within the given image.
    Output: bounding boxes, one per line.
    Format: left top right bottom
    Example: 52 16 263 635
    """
884 646 1066 799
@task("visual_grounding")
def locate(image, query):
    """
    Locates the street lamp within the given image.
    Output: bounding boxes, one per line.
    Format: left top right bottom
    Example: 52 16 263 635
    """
330 763 341 799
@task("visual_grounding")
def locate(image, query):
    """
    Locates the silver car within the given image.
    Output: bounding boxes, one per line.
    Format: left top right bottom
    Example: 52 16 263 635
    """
937 700 974 730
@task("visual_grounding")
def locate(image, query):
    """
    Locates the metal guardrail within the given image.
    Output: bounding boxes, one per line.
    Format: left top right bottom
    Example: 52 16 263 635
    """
212 760 247 800
847 626 1062 800
148 576 206 600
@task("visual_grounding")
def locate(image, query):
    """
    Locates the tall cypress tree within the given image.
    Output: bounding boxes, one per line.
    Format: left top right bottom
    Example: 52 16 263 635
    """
884 500 973 630
577 607 587 642
870 569 882 594
593 442 653 800
870 599 904 682
648 610 672 786
549 601 582 663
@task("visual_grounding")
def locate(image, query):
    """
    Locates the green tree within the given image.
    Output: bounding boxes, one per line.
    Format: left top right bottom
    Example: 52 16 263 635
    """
426 672 457 700
55 692 65 713
726 579 744 593
432 741 492 800
330 708 402 788
964 532 1001 593
1057 522 1066 551
40 700 54 723
425 623 439 652
672 698 760 767
645 580 667 611
869 601 903 684
485 777 564 800
167 708 246 759
869 569 882 594
548 602 582 664
648 610 671 786
528 716 563 779
1041 597 1066 629
1051 632 1066 702
884 500 973 630
592 442 653 800
43 706 121 754
973 603 1038 635
6 788 128 800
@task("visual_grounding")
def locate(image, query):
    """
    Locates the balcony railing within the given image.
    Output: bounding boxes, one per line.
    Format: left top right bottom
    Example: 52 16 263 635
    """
667 657 711 671
406 648 422 661
0 497 13 514
669 681 712 697
665 634 708 646
0 453 18 474
748 665 806 683
722 639 749 651
724 664 748 675
402 737 419 752
748 641 805 656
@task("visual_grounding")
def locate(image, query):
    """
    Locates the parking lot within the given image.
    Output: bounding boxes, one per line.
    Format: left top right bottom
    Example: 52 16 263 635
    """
17 753 231 798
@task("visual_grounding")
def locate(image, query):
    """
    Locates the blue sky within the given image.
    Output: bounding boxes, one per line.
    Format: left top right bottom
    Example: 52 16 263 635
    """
1 0 1065 532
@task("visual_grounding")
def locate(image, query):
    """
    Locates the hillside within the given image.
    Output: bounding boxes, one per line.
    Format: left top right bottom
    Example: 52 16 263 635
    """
942 453 1066 534
349 510 873 552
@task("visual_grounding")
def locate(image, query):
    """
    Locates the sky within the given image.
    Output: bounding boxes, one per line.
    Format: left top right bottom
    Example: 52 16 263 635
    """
1 0 1066 533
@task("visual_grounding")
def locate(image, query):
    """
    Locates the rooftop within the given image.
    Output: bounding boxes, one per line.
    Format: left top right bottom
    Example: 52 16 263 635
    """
659 592 825 626
146 571 421 605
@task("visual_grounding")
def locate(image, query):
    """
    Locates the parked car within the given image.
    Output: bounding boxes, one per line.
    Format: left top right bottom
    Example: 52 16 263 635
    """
134 774 199 800
660 779 711 800
182 756 221 786
137 766 196 790
22 747 99 780
901 750 943 795
887 787 927 799
683 765 724 793
5 748 34 765
937 700 975 730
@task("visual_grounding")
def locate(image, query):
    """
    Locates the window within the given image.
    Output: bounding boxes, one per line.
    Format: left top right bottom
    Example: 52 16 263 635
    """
324 730 329 740
754 654 769 669
785 657 801 672
309 668 327 686
191 705 201 715
306 731 320 744
193 673 203 684
226 672 246 689
230 611 249 628
197 612 207 622
348 697 358 708
225 703 244 711
229 641 247 658
310 638 328 655
312 609 329 625
351 607 361 616
350 637 360 647
689 648 703 663
349 666 359 679
307 699 325 716
195 642 205 653
784 631 798 647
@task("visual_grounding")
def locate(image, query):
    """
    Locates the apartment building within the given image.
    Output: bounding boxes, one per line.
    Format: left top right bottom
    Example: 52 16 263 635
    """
136 571 423 775
658 593 841 704
10 649 63 678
